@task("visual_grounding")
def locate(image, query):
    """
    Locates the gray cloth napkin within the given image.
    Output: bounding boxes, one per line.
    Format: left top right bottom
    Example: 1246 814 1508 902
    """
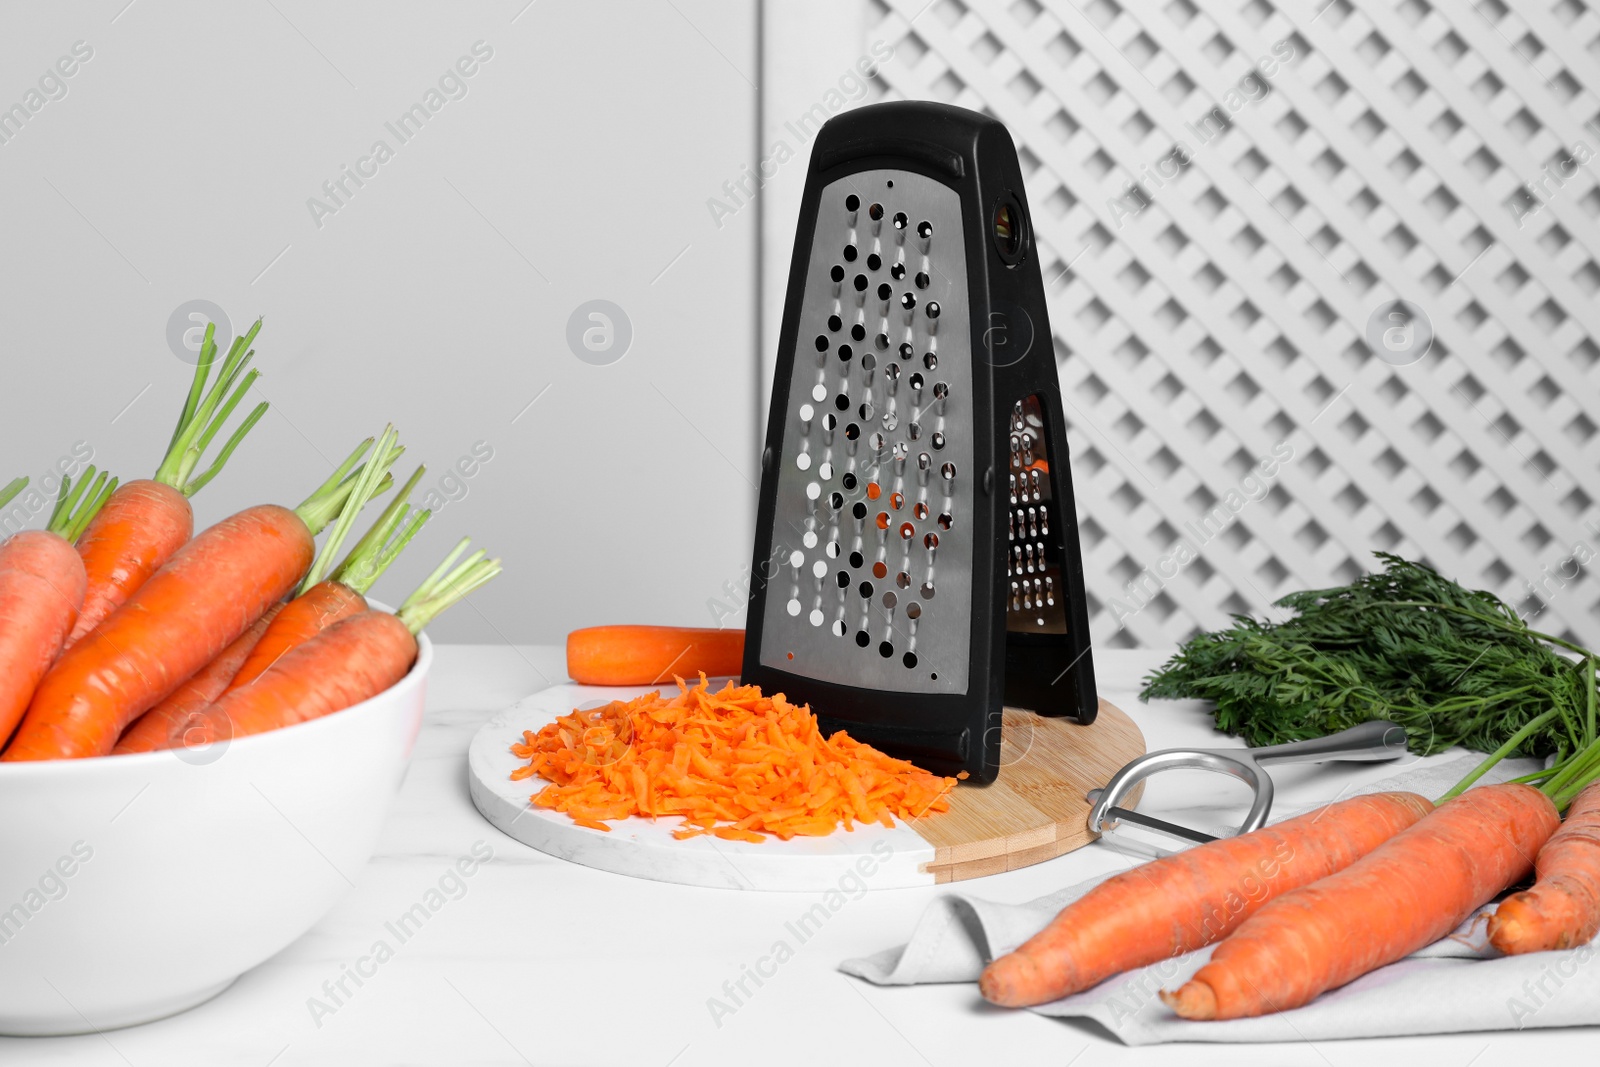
840 756 1600 1044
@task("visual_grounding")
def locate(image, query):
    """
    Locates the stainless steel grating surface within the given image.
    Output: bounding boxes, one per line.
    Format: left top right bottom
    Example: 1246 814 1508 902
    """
845 0 1600 650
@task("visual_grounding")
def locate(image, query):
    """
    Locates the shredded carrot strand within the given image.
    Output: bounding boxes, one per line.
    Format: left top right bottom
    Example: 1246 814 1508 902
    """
509 675 962 841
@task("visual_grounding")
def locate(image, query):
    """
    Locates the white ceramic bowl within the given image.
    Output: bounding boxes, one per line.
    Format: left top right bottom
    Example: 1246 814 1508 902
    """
0 630 431 1036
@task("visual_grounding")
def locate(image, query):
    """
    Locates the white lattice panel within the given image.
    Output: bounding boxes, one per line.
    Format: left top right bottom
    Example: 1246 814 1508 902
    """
845 0 1600 649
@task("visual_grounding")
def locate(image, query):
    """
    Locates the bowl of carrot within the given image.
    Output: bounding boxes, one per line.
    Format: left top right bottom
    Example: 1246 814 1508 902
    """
0 327 501 1034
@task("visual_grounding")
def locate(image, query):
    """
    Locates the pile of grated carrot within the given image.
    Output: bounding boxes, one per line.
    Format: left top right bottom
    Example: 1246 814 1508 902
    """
509 675 963 842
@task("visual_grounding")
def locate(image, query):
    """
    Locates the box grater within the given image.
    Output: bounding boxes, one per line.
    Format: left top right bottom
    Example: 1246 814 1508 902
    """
742 101 1097 784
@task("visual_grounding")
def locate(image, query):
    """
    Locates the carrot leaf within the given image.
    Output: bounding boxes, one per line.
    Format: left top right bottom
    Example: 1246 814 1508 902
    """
155 317 268 496
45 466 118 542
397 536 502 634
299 426 400 593
0 477 25 511
329 464 431 596
294 427 404 537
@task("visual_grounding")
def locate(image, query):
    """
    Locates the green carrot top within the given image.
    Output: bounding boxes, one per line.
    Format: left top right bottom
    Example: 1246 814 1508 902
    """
396 537 501 634
44 467 117 542
294 426 405 537
0 477 25 511
153 318 270 497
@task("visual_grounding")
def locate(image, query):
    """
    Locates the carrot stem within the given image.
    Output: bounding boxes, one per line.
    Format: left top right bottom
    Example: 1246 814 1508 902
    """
294 433 404 535
44 467 118 543
0 477 24 510
328 464 430 596
154 318 269 496
298 426 400 592
1439 708 1559 803
397 537 501 634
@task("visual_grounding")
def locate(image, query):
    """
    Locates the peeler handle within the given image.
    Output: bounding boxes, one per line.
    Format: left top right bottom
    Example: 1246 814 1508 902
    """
1246 720 1409 766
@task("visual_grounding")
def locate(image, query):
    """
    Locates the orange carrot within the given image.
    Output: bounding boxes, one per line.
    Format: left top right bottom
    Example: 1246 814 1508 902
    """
567 625 745 685
1162 783 1560 1020
2 433 400 761
67 320 269 646
1489 780 1600 954
227 464 430 692
179 538 499 745
112 603 283 754
510 675 963 841
978 791 1435 1007
0 471 114 750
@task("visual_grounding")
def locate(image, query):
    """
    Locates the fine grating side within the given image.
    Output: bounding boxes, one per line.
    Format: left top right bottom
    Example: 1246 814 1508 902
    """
759 169 977 694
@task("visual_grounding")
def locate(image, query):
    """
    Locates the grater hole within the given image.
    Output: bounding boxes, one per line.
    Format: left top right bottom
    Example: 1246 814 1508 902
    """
812 560 826 578
893 211 908 230
877 283 892 301
901 292 916 311
837 571 850 588
867 253 882 271
854 274 868 292
858 581 873 598
812 384 828 402
875 333 889 351
906 602 921 620
835 394 850 411
828 491 843 510
849 551 864 568
915 272 930 289
932 431 946 450
844 245 858 262
879 642 894 659
803 530 818 548
796 453 812 471
861 352 876 372
924 353 938 370
891 493 904 510
921 582 936 600
876 512 890 531
845 193 860 212
832 620 847 637
830 265 845 283
890 263 906 281
805 482 821 500
866 482 881 501
926 301 940 320
786 599 801 616
818 461 833 480
814 335 828 352
909 422 922 440
917 221 933 239
851 323 866 342
938 513 953 530
859 402 874 420
872 561 888 579
903 652 918 669
841 472 857 490
869 203 883 221
809 609 824 627
787 652 794 660
837 343 853 362
896 571 911 589
826 541 840 558
899 521 914 539
898 342 913 360
914 502 929 519
924 533 939 550
828 314 842 332
856 631 871 648
882 590 896 609
844 422 860 442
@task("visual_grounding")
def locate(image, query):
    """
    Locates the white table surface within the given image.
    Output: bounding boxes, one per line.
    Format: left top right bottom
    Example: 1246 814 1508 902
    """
7 647 1592 1066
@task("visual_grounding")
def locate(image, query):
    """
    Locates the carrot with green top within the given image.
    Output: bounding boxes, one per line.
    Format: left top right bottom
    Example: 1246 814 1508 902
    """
2 431 402 761
0 477 26 511
67 320 269 646
228 454 430 692
0 469 116 749
178 538 499 746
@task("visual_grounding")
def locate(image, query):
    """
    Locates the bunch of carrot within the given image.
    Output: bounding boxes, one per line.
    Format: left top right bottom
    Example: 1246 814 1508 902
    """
978 703 1600 1020
0 322 501 761
509 676 961 842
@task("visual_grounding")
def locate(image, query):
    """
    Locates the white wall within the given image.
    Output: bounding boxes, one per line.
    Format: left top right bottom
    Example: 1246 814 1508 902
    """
0 1 759 644
761 0 1600 649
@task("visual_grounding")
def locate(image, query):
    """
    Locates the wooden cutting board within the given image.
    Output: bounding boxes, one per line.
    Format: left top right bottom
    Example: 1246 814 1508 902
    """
468 684 1145 891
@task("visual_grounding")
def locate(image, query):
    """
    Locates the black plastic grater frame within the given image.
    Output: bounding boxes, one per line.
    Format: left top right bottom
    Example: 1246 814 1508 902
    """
743 101 1097 784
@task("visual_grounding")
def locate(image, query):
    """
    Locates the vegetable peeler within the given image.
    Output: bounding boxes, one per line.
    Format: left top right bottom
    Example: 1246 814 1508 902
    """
741 101 1098 784
1086 720 1409 846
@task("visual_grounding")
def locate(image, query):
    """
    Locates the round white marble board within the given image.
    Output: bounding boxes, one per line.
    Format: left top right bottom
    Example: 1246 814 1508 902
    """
467 683 935 891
